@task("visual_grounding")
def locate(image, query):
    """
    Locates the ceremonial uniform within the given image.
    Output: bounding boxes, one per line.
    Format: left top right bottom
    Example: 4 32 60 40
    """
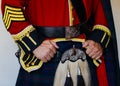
1 0 112 86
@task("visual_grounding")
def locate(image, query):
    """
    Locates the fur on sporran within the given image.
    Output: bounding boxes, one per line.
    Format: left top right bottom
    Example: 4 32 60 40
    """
53 48 91 86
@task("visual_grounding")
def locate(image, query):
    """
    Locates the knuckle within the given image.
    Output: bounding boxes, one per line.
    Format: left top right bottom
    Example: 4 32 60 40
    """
90 40 95 44
94 48 99 52
46 48 51 53
92 56 95 59
49 53 53 58
47 57 51 61
49 44 53 48
89 54 92 57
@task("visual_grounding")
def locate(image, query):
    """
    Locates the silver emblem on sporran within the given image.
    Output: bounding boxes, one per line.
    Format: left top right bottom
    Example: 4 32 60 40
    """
54 46 91 86
61 46 86 63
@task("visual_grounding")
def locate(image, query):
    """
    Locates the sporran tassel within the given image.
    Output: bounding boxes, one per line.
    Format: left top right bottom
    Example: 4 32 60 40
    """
64 61 73 86
77 63 85 86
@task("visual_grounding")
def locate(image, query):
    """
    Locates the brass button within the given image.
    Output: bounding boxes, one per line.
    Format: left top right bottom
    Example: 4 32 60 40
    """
72 17 75 21
71 6 73 10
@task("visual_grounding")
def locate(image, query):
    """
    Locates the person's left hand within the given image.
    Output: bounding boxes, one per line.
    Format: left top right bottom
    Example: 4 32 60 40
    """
82 40 103 60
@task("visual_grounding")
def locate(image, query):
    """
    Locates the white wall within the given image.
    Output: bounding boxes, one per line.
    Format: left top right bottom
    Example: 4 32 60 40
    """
111 1 120 67
0 0 20 86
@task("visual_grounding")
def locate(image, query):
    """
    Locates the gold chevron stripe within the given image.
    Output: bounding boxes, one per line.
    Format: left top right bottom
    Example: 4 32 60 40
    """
7 18 25 29
3 10 23 22
3 5 25 29
4 12 24 24
4 15 25 29
5 5 21 11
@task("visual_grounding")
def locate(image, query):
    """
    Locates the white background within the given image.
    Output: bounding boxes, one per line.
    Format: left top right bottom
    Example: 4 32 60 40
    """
111 0 120 66
0 1 120 86
0 0 20 86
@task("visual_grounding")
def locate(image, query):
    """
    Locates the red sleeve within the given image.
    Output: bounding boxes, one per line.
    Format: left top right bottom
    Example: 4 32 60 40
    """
93 0 108 26
1 0 44 72
1 0 44 53
1 0 29 33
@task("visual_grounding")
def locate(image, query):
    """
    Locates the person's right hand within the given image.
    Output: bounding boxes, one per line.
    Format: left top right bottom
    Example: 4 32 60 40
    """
33 40 59 62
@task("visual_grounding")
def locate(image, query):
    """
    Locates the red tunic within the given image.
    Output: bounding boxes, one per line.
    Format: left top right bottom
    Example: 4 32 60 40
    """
1 0 111 86
2 0 108 34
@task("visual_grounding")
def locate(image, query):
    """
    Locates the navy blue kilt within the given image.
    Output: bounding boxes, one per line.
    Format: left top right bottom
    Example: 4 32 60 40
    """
16 41 98 86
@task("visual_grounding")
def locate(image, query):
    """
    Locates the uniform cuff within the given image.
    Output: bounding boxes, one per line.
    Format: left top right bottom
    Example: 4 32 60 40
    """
12 25 45 53
89 25 111 48
12 25 45 72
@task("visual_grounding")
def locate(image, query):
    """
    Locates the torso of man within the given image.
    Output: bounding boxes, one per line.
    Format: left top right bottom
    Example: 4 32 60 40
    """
25 0 92 27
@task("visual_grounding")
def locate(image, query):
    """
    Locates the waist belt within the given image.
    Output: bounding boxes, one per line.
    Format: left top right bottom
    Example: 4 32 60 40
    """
34 24 88 39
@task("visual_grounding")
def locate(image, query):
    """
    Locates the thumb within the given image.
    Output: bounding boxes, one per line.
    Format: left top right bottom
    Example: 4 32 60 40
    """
50 40 59 49
82 40 89 48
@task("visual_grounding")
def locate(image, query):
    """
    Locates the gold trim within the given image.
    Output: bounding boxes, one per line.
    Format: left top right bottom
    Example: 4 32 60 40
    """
12 25 37 51
4 5 21 11
19 46 43 72
52 38 85 43
93 25 111 36
4 14 25 29
105 37 110 48
27 55 35 67
101 33 106 43
31 58 38 66
3 5 25 29
93 25 111 48
26 34 37 45
68 0 73 26
93 59 102 67
18 37 102 72
93 60 100 67
6 17 25 29
20 39 30 51
24 54 30 63
4 12 24 24
52 38 102 67
12 25 35 40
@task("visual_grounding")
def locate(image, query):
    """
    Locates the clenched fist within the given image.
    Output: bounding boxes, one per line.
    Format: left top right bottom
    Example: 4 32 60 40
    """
33 40 59 62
